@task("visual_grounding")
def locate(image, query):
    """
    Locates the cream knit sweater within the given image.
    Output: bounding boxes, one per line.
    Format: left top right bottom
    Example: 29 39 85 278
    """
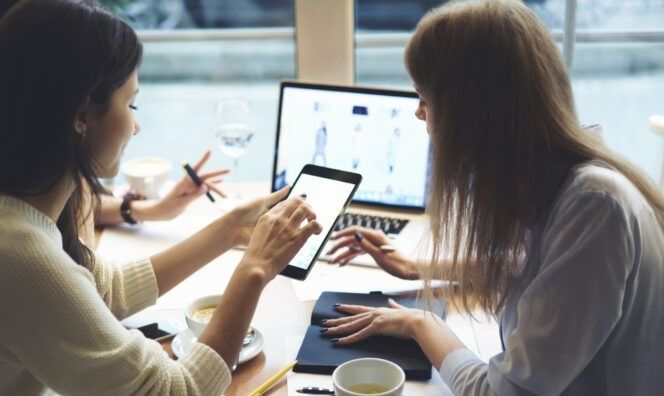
0 195 231 395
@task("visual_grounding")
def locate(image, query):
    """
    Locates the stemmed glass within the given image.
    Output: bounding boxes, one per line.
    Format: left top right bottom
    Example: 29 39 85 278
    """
214 98 256 199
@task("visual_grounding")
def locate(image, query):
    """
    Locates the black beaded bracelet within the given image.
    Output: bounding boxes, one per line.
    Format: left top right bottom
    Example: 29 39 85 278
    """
120 193 144 225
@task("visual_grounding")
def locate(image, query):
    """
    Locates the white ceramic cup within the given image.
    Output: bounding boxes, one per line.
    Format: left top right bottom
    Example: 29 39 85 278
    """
121 157 172 199
184 294 221 338
333 358 405 396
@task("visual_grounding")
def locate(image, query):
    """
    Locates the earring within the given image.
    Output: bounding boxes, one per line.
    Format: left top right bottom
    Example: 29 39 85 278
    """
78 127 87 140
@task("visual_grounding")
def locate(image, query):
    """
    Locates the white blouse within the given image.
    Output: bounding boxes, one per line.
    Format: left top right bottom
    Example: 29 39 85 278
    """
440 163 664 395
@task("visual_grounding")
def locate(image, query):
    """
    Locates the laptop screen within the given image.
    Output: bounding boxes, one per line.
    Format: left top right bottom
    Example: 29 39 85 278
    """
272 81 431 211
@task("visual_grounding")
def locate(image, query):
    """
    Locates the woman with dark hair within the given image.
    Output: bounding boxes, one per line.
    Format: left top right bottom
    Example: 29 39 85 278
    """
325 0 664 394
0 1 321 394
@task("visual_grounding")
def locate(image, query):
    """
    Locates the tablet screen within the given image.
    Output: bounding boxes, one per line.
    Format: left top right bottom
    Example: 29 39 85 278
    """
287 172 357 271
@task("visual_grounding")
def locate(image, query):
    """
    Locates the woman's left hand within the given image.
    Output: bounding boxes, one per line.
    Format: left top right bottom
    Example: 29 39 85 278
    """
149 150 229 220
321 299 432 345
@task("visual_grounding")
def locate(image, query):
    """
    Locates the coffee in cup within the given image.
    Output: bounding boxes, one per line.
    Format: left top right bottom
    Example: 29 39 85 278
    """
185 294 222 337
121 157 172 199
347 384 389 393
192 306 216 323
333 358 405 396
184 295 255 347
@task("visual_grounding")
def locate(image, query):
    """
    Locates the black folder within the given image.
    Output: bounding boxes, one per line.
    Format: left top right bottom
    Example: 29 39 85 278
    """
293 291 446 380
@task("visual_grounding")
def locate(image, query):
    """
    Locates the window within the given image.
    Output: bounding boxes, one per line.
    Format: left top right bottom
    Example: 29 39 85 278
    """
355 0 664 184
104 0 664 186
100 1 297 182
567 0 664 183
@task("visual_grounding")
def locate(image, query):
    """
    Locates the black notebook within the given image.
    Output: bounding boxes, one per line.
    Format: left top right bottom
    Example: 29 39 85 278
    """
293 291 446 380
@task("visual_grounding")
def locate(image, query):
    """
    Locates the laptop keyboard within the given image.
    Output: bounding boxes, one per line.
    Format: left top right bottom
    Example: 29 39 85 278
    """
334 212 409 236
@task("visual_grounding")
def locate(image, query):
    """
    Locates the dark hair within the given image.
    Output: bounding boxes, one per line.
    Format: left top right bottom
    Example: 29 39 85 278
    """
0 0 142 267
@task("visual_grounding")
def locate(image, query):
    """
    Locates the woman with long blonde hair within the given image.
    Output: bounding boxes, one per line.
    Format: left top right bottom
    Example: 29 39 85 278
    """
325 1 664 394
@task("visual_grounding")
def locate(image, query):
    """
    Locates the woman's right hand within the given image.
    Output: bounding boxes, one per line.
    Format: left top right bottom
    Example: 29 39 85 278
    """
241 195 323 281
327 226 420 280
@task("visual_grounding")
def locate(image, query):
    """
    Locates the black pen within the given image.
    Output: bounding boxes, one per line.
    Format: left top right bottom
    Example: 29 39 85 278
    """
296 387 335 395
181 161 215 202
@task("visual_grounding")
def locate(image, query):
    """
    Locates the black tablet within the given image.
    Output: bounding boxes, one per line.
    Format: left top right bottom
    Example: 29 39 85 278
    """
280 164 362 280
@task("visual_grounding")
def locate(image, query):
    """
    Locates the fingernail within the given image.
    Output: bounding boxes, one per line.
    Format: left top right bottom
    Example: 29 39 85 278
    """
319 319 328 324
354 231 362 242
331 338 339 343
319 328 328 333
333 303 341 308
299 193 307 198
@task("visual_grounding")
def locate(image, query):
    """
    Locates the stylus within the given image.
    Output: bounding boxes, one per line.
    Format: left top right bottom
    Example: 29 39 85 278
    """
181 161 215 203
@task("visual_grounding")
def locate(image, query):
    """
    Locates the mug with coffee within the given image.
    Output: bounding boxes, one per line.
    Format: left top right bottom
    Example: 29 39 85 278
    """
184 294 256 345
333 358 405 396
121 157 172 199
184 294 222 337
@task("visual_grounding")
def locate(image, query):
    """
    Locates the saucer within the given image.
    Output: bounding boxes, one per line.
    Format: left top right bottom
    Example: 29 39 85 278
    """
171 327 264 365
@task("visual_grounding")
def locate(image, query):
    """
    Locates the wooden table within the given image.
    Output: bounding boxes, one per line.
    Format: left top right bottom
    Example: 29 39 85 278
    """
172 275 314 395
96 183 499 395
97 227 318 395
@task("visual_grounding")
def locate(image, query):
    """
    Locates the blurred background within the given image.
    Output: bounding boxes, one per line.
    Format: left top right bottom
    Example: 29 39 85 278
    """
99 0 664 187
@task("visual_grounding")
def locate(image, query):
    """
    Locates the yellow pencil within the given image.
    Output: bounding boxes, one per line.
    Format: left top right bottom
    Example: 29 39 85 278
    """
249 360 298 396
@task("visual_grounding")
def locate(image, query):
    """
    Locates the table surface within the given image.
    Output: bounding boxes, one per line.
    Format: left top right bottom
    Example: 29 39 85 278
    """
96 182 501 396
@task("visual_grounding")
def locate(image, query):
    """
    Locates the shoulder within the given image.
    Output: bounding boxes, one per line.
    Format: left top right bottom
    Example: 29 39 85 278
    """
0 215 55 266
0 215 93 297
534 162 659 267
529 163 650 288
555 162 650 219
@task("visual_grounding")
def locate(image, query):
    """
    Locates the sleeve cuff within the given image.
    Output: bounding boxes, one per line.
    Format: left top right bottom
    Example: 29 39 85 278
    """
439 348 483 385
119 258 158 317
179 342 232 395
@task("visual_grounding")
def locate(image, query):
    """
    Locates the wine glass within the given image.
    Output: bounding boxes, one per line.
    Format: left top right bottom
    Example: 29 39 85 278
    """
214 98 256 199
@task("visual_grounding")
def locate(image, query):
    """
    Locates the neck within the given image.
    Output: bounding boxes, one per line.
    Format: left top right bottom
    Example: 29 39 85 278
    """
20 174 76 223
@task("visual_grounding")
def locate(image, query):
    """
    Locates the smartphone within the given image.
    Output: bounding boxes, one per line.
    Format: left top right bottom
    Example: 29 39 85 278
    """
280 164 362 280
135 321 183 341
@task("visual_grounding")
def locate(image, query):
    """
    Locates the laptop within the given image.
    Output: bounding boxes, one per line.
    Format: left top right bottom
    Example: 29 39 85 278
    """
272 81 431 267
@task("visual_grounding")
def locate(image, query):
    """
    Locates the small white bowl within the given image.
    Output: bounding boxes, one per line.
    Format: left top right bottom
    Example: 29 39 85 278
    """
650 114 664 135
121 157 172 199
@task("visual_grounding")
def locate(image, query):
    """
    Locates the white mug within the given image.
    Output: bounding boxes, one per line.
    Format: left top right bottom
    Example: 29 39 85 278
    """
333 358 405 396
121 157 172 199
184 294 222 338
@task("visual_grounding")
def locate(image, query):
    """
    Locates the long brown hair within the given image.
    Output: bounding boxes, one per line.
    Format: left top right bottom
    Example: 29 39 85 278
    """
0 0 142 267
405 0 664 316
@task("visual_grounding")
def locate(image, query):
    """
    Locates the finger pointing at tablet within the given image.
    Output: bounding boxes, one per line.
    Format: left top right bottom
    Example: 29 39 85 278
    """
278 165 362 280
242 196 323 281
290 201 316 226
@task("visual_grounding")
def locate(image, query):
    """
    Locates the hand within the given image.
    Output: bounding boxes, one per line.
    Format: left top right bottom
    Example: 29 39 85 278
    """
241 194 323 281
148 150 229 220
224 187 291 246
321 299 434 345
327 226 419 280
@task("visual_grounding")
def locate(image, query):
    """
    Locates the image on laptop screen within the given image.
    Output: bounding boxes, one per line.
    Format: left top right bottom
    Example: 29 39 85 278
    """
272 82 431 210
